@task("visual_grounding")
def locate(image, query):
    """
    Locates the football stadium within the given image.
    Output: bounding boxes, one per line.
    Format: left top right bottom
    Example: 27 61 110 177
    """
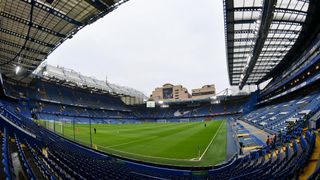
0 0 319 179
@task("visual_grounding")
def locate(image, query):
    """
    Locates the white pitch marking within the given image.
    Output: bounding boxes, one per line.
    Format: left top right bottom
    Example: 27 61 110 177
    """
198 120 224 160
106 136 156 148
97 145 193 162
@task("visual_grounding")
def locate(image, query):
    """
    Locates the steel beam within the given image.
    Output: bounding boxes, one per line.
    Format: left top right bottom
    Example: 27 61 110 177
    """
231 6 308 15
0 39 47 56
0 57 37 69
239 0 278 89
0 12 66 38
0 28 55 48
230 37 297 43
20 0 83 26
231 29 301 35
0 48 42 62
231 19 304 26
84 0 109 11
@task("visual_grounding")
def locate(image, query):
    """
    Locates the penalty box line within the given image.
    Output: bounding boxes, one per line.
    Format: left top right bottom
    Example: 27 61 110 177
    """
199 120 224 161
97 144 193 162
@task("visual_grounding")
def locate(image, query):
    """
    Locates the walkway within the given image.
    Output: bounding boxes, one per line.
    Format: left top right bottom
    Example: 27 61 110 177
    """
238 120 271 144
226 119 238 159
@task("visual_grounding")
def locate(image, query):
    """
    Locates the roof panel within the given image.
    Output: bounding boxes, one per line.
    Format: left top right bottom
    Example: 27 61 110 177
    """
0 0 129 79
224 0 311 86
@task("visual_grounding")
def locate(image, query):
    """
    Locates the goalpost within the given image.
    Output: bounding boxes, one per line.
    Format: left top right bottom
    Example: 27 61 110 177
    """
180 119 190 123
56 121 63 134
157 119 167 123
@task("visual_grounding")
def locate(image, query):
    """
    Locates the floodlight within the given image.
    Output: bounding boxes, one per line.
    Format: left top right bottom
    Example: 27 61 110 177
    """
15 66 21 75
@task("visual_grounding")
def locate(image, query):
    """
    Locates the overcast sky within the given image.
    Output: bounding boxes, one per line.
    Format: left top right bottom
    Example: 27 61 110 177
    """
47 0 229 96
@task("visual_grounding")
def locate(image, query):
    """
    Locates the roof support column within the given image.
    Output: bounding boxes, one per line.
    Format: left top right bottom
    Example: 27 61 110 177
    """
239 0 277 89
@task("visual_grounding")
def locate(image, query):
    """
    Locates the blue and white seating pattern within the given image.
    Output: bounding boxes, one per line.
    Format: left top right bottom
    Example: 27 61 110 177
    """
243 91 320 134
0 97 318 179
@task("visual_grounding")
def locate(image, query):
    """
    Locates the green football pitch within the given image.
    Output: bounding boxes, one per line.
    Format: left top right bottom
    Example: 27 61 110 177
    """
37 120 227 166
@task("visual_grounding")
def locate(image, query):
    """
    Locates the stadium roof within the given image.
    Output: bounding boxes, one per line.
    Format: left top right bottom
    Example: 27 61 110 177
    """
0 0 128 79
224 0 312 89
33 64 147 99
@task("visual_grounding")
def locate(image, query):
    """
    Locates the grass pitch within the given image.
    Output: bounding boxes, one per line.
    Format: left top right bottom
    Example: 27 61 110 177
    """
38 120 227 166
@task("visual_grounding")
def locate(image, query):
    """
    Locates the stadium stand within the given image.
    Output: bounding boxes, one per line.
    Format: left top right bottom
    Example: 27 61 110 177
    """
242 91 320 134
0 101 318 179
1 78 246 125
131 100 244 119
3 80 130 111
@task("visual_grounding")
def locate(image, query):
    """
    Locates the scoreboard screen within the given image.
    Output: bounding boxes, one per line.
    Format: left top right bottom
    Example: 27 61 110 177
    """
146 101 156 108
163 88 173 99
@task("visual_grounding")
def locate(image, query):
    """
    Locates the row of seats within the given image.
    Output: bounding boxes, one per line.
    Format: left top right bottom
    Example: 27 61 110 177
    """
242 91 320 134
209 130 316 179
2 128 11 179
132 103 242 119
14 134 36 179
4 80 128 111
24 140 56 179
0 105 39 136
308 132 320 179
33 101 134 119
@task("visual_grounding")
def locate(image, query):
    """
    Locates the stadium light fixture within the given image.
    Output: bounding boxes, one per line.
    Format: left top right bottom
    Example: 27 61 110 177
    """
15 66 21 75
16 56 22 75
210 96 217 100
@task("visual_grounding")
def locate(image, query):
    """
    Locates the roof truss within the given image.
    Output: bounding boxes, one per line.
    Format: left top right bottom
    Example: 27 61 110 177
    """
224 0 311 87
